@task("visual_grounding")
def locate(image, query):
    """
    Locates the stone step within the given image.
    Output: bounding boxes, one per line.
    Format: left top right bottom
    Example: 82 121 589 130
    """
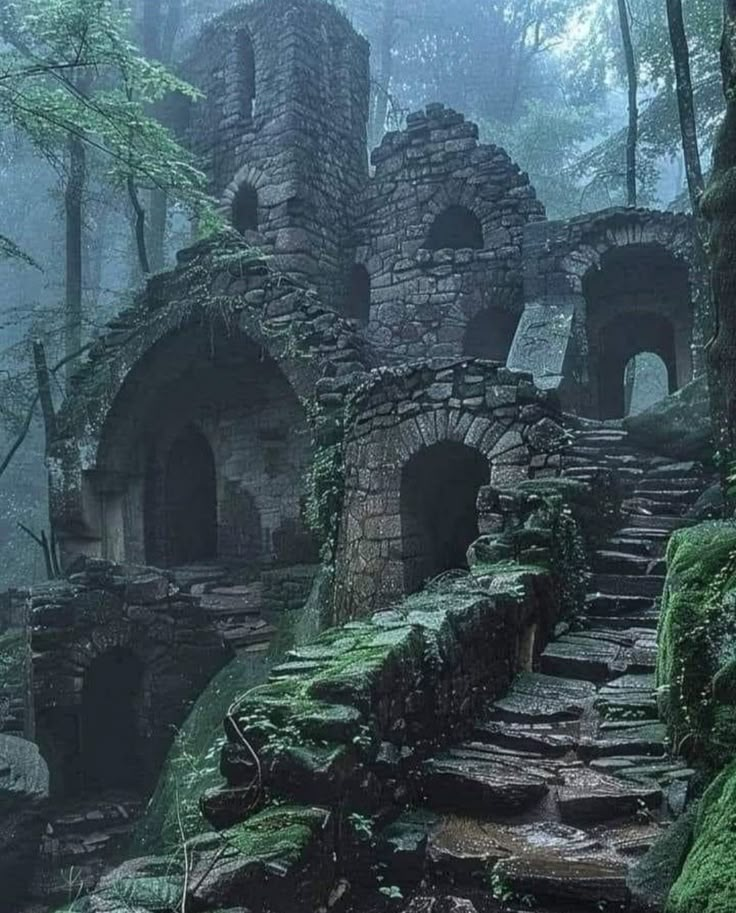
556 766 662 825
623 497 688 518
632 487 703 504
637 477 705 492
625 514 690 531
585 593 656 616
592 551 665 576
595 674 658 721
617 526 672 540
472 720 579 757
606 536 661 557
585 611 659 632
489 673 596 723
646 461 703 480
590 574 665 598
494 851 629 910
580 721 669 760
541 629 656 682
419 755 550 814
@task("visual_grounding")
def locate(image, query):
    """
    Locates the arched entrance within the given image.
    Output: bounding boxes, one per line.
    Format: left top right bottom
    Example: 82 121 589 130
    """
583 244 691 419
463 307 519 362
401 442 490 593
80 648 144 793
164 426 218 566
624 352 670 416
232 182 258 234
427 205 484 250
596 313 676 419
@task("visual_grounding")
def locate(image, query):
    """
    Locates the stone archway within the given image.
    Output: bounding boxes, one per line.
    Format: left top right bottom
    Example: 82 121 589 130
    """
80 647 144 794
401 442 490 593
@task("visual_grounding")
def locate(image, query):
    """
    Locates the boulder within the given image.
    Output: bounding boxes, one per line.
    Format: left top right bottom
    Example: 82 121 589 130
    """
623 376 712 461
0 734 49 913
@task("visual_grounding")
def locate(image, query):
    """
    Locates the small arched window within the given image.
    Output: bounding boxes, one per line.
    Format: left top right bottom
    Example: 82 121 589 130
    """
232 182 258 235
345 264 371 323
427 205 484 251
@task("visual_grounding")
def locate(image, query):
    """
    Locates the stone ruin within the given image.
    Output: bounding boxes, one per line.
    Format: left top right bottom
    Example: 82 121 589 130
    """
0 1 716 911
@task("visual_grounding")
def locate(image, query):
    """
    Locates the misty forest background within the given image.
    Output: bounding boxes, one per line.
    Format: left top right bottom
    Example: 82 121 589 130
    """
0 0 721 588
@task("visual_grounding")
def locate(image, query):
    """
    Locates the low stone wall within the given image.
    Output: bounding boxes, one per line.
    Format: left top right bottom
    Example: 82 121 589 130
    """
29 559 231 796
260 564 321 622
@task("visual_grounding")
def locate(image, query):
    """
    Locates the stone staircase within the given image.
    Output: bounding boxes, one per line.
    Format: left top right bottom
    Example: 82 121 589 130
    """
169 564 276 653
26 793 143 910
404 424 711 912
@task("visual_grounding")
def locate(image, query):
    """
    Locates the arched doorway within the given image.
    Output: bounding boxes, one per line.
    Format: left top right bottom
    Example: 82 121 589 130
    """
583 244 691 419
463 307 519 362
401 442 490 593
164 427 217 566
596 313 676 419
80 648 144 794
624 352 670 416
344 264 371 323
232 182 258 234
427 206 484 250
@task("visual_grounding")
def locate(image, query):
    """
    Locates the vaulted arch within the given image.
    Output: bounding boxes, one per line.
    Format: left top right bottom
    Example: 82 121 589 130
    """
427 205 484 251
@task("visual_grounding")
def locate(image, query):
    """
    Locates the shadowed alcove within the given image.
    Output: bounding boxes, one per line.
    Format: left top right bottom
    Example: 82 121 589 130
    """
232 181 259 234
463 307 519 362
401 442 490 593
80 648 144 794
344 263 371 323
427 205 484 251
164 426 218 566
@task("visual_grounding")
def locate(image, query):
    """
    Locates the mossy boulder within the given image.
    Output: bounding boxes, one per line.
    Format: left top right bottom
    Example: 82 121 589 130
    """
656 521 736 768
624 375 712 461
666 761 736 913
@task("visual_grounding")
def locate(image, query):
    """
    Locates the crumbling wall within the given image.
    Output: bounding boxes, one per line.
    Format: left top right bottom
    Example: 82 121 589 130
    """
355 104 545 361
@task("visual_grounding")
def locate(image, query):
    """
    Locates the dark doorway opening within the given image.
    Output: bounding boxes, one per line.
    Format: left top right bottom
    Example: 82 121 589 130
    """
401 442 490 593
427 205 484 251
232 182 258 234
165 426 218 565
80 648 144 793
597 313 676 419
463 308 519 362
345 264 371 323
624 352 670 416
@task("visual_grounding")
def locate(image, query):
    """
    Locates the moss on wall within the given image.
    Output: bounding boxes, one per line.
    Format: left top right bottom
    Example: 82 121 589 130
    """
666 760 736 913
131 651 272 856
656 521 736 768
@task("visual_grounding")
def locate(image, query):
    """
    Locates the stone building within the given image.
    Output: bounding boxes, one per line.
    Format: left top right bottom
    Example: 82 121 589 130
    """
7 0 707 833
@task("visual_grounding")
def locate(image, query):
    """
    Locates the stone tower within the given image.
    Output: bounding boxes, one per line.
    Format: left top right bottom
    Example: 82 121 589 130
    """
181 0 370 308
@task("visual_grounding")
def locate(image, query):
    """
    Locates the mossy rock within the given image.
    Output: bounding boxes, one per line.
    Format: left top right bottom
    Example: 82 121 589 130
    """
666 762 736 913
657 521 736 767
624 375 712 461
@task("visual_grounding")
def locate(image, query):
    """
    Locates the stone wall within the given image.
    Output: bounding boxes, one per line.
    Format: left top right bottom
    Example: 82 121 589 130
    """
356 104 545 361
179 0 370 310
512 208 701 416
30 559 231 797
334 359 567 618
50 235 375 568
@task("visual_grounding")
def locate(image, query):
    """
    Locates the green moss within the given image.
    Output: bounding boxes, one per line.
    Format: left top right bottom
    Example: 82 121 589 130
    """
657 521 736 767
131 651 272 855
666 761 736 913
224 804 326 865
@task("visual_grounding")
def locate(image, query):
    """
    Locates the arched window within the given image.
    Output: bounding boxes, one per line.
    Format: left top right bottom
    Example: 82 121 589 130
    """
345 264 371 323
463 308 520 363
232 182 258 234
401 442 490 593
164 426 218 565
81 648 144 793
235 29 256 124
427 206 484 251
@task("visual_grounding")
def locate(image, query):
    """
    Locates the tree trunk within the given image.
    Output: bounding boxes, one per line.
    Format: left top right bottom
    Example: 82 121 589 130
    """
617 0 638 206
64 134 85 390
702 0 736 492
666 0 705 210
